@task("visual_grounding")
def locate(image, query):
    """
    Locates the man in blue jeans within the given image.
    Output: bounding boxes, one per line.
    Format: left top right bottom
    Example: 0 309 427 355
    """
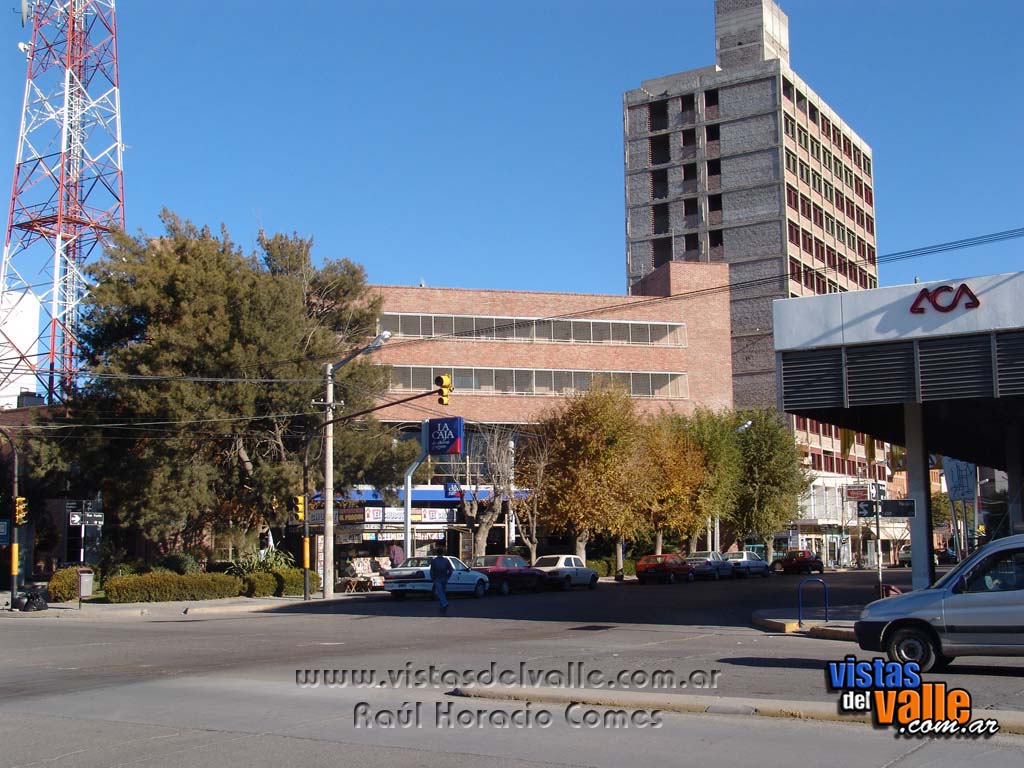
430 552 454 614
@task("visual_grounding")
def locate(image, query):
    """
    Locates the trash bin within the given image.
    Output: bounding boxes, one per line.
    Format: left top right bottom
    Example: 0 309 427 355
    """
77 568 94 598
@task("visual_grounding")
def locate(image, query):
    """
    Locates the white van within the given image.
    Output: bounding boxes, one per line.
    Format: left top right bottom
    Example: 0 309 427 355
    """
855 534 1024 671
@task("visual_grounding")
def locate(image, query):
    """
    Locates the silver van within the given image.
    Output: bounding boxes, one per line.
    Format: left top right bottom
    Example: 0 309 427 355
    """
855 533 1024 671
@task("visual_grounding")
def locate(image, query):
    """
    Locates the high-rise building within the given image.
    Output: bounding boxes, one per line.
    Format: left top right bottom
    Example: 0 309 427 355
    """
624 0 877 410
623 0 884 562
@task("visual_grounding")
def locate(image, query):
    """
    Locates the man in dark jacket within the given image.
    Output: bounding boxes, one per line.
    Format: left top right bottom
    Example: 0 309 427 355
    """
429 552 454 614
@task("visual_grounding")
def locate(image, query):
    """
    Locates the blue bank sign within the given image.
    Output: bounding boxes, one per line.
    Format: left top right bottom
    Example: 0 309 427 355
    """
429 417 464 456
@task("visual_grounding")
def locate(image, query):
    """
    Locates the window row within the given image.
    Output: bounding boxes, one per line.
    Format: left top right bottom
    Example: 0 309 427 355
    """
782 78 872 178
797 420 885 449
787 221 876 274
380 314 687 347
388 366 690 399
789 254 876 293
647 123 724 165
804 450 887 480
644 91 718 132
786 187 876 254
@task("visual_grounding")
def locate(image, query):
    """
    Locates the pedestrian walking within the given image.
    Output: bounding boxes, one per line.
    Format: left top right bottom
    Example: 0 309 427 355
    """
387 542 405 568
429 551 454 614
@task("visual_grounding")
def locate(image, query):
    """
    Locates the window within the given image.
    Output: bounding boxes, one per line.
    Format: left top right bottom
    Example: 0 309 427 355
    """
813 204 824 228
706 123 720 142
785 150 798 174
865 186 874 205
797 126 809 149
680 93 695 113
682 128 696 149
802 229 813 254
834 189 845 211
648 100 668 132
788 220 801 246
789 257 802 281
832 125 842 145
843 135 852 157
651 168 668 199
652 237 672 267
865 215 875 235
855 206 865 227
800 194 811 217
796 91 807 113
810 138 821 161
836 223 846 243
651 203 669 235
823 181 834 203
786 184 799 210
704 89 719 108
846 198 856 219
826 246 837 269
820 115 831 135
708 194 722 212
824 214 835 236
822 148 832 171
799 160 810 183
809 104 819 123
866 244 876 265
863 156 872 177
814 238 825 262
844 166 854 188
782 78 794 101
847 229 857 249
649 135 671 165
709 229 723 248
707 158 721 178
854 176 864 198
784 113 796 138
853 146 862 168
811 171 822 193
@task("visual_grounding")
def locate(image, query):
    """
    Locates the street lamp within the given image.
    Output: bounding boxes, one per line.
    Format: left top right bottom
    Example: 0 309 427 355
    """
322 331 391 600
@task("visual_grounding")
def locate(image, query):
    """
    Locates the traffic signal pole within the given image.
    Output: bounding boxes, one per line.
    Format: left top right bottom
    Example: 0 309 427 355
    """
0 427 18 610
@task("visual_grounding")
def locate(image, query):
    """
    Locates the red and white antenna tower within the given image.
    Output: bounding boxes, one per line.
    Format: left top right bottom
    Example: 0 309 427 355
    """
0 0 124 403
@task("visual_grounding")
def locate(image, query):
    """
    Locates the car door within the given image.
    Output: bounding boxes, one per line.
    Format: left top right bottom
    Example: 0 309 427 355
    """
941 546 1024 653
570 557 585 584
449 557 471 592
505 556 524 589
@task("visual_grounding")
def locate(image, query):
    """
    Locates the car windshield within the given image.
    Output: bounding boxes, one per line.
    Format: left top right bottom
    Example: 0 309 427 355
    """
471 556 502 567
639 555 668 564
534 556 561 567
689 552 712 559
784 551 804 559
931 544 993 590
723 553 746 560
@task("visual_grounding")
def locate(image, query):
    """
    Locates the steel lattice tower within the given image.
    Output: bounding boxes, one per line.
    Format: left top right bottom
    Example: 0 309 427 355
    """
1 0 124 403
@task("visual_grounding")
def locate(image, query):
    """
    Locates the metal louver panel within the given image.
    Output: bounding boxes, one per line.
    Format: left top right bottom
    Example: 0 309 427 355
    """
781 348 844 410
845 342 915 405
918 335 993 401
996 331 1024 396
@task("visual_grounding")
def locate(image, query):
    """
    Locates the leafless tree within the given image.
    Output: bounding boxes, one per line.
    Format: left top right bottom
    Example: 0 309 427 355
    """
514 433 551 564
456 424 517 559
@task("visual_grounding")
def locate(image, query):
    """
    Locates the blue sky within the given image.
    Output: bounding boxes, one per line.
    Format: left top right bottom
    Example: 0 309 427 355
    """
2 0 1021 296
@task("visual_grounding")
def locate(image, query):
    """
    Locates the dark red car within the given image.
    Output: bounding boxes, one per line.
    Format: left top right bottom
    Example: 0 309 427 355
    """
770 549 824 574
636 554 696 584
470 555 545 595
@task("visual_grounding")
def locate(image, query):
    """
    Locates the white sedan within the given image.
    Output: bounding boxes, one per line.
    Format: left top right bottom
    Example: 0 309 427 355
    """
532 555 599 590
383 556 488 599
723 551 771 577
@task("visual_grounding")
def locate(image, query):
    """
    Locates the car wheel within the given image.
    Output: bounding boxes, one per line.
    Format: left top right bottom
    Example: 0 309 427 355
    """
473 580 486 599
761 567 769 578
497 579 510 597
561 575 572 591
886 626 949 672
588 575 598 590
686 571 695 583
666 572 675 585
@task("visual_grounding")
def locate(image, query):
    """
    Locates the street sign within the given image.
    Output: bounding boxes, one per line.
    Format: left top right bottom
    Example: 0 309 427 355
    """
880 499 916 518
0 519 8 545
69 511 83 526
67 499 103 526
857 500 876 517
444 481 462 499
84 511 105 526
845 485 870 501
428 417 464 455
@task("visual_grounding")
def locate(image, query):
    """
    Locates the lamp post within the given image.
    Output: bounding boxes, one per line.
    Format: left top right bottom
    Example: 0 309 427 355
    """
720 420 753 552
322 331 391 600
1 427 18 611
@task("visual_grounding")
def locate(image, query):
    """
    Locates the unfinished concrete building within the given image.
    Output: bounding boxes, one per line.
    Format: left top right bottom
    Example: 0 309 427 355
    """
623 0 878 410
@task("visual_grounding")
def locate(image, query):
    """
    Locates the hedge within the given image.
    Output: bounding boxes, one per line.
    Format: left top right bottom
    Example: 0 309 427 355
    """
244 568 320 597
244 572 277 597
589 558 637 577
104 572 242 603
48 566 83 602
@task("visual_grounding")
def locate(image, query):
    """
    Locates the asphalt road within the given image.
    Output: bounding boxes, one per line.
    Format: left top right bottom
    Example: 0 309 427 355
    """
1 570 1022 767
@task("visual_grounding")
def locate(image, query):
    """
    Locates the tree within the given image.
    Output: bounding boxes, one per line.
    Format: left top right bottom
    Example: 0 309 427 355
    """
454 425 517 559
632 415 705 554
536 383 641 560
29 212 414 551
930 491 952 528
676 408 743 552
514 432 551 564
733 408 811 562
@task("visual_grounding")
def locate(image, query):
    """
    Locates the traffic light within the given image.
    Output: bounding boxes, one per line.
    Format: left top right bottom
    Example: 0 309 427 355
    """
435 373 453 406
294 495 305 522
14 496 27 526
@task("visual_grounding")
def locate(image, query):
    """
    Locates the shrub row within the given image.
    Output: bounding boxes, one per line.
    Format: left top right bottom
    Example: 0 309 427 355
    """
104 572 243 603
243 568 320 597
47 566 83 602
589 558 637 577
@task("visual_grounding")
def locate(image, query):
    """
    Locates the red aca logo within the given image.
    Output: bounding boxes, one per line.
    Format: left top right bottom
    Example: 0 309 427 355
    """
909 283 981 314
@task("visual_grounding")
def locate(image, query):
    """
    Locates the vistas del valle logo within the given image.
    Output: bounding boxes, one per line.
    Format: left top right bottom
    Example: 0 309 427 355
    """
826 656 999 737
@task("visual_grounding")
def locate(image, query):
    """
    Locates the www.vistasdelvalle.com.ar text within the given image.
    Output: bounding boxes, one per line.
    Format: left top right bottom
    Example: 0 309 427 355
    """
295 662 721 691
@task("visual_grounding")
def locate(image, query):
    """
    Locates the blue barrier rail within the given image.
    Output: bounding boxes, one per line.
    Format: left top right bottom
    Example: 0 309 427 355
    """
797 577 830 628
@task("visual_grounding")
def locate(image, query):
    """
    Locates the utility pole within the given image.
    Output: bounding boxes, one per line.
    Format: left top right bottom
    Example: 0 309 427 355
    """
1 428 17 610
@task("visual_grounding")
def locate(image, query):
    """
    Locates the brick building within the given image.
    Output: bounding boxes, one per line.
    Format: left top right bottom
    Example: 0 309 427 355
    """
371 261 733 425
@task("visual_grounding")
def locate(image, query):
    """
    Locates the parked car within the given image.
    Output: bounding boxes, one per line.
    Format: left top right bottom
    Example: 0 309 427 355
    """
383 556 488 600
685 551 734 580
470 555 545 595
636 554 695 584
897 545 940 567
724 550 771 577
855 533 1024 671
532 555 599 590
771 549 824 574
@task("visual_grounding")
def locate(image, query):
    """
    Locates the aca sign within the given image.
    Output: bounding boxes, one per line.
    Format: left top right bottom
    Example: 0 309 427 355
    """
428 416 464 455
910 283 980 314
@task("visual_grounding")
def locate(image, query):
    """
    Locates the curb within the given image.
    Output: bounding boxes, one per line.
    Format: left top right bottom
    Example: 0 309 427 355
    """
751 615 801 633
751 609 857 640
448 685 1024 735
808 625 857 641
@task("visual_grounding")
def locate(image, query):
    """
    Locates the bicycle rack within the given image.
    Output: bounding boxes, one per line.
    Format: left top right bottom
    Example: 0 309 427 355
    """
797 577 830 628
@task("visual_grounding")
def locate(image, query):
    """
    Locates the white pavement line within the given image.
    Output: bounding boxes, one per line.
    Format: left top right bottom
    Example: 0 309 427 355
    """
448 685 1024 735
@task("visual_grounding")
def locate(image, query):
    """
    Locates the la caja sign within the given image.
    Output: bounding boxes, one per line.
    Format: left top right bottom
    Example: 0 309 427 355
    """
910 283 980 314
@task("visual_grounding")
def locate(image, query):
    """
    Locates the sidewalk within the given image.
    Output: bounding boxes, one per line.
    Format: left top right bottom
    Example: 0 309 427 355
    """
751 605 859 641
0 591 390 620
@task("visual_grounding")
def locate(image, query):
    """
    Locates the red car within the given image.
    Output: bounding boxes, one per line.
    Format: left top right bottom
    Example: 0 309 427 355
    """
470 555 546 595
636 554 696 584
770 549 824 574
